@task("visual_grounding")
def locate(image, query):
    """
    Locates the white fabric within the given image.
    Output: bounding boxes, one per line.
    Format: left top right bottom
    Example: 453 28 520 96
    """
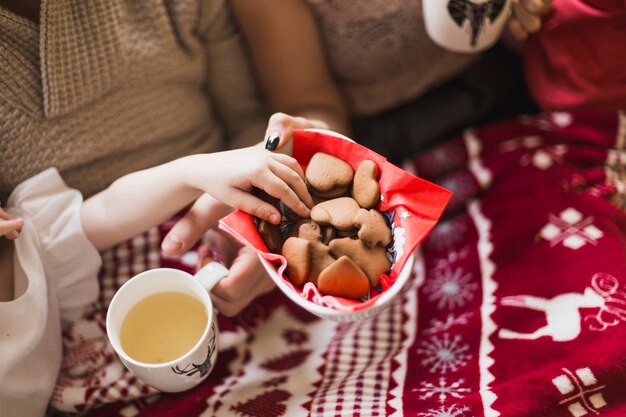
0 168 101 417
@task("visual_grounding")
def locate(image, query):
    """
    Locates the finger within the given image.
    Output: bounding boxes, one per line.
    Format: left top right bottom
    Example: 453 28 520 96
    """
292 116 328 130
5 230 20 240
0 208 14 221
265 133 280 151
211 229 243 265
513 2 542 34
211 249 275 316
212 267 269 306
269 159 314 209
265 113 328 152
520 0 551 15
212 247 260 302
265 113 296 151
0 215 20 239
271 153 306 180
507 17 529 41
161 194 232 256
229 188 282 224
212 275 275 317
212 278 274 317
254 169 310 218
0 218 23 237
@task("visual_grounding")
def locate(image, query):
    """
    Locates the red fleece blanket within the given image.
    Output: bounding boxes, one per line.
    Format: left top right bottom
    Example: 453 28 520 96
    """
51 110 626 417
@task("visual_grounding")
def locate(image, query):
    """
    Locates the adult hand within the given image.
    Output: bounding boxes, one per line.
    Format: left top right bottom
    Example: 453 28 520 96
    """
507 0 552 41
263 112 331 154
202 231 275 317
161 194 275 317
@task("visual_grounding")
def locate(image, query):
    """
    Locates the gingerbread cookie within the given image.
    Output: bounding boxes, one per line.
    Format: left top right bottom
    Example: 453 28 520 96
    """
335 228 358 239
279 201 303 223
320 225 336 245
305 152 354 198
317 256 370 300
354 208 391 248
287 219 323 241
257 219 284 253
310 197 360 231
352 160 380 209
281 237 335 286
329 237 391 287
258 151 398 301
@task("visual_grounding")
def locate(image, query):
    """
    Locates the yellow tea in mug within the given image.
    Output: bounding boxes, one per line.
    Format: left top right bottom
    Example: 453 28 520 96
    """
121 291 207 364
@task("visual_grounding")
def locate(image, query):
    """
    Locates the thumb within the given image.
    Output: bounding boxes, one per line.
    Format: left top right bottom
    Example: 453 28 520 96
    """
161 195 231 256
264 113 295 152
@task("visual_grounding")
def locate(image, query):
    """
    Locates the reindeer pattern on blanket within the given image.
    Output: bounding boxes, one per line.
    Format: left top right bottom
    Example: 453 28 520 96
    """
50 111 626 417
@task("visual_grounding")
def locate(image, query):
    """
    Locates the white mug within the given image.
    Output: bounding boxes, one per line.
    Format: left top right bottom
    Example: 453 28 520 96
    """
106 262 229 392
422 0 512 53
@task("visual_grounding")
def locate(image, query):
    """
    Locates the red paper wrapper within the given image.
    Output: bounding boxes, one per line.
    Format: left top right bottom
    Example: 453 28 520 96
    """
219 129 451 317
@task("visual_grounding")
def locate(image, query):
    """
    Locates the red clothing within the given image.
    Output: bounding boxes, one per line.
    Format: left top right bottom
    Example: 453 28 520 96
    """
523 0 626 111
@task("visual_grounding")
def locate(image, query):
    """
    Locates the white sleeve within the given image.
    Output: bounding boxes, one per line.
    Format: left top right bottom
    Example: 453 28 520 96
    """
0 168 101 417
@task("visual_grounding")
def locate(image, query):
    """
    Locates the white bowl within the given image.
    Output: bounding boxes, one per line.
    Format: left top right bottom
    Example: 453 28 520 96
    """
263 128 414 322
219 127 444 322
259 253 415 322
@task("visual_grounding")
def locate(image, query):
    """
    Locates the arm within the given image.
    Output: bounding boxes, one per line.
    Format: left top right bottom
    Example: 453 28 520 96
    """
82 148 313 250
231 0 349 136
81 158 202 250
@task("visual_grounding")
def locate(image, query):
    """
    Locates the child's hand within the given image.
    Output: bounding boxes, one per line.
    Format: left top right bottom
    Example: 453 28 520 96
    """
190 147 314 225
507 0 552 41
0 208 23 240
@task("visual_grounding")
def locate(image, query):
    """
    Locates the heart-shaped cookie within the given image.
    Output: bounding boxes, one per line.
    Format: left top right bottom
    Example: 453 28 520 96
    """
305 152 354 198
257 219 284 252
310 197 360 231
317 256 370 300
329 237 391 287
352 160 380 209
282 237 334 286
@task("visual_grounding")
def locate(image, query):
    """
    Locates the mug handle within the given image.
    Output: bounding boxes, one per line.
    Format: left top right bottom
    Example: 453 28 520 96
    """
194 261 229 292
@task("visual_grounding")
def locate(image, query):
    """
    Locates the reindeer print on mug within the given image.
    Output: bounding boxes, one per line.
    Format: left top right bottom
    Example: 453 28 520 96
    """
447 0 506 46
498 273 626 342
172 322 217 378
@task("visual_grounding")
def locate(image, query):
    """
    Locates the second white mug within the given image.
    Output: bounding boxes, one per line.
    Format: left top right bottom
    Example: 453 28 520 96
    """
423 0 512 53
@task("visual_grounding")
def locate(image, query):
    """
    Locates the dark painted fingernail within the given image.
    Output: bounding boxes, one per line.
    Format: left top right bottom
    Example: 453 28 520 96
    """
265 133 280 151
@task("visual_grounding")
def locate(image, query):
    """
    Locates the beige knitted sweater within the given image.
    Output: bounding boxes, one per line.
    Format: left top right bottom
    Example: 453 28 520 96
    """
0 0 267 203
305 0 477 116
